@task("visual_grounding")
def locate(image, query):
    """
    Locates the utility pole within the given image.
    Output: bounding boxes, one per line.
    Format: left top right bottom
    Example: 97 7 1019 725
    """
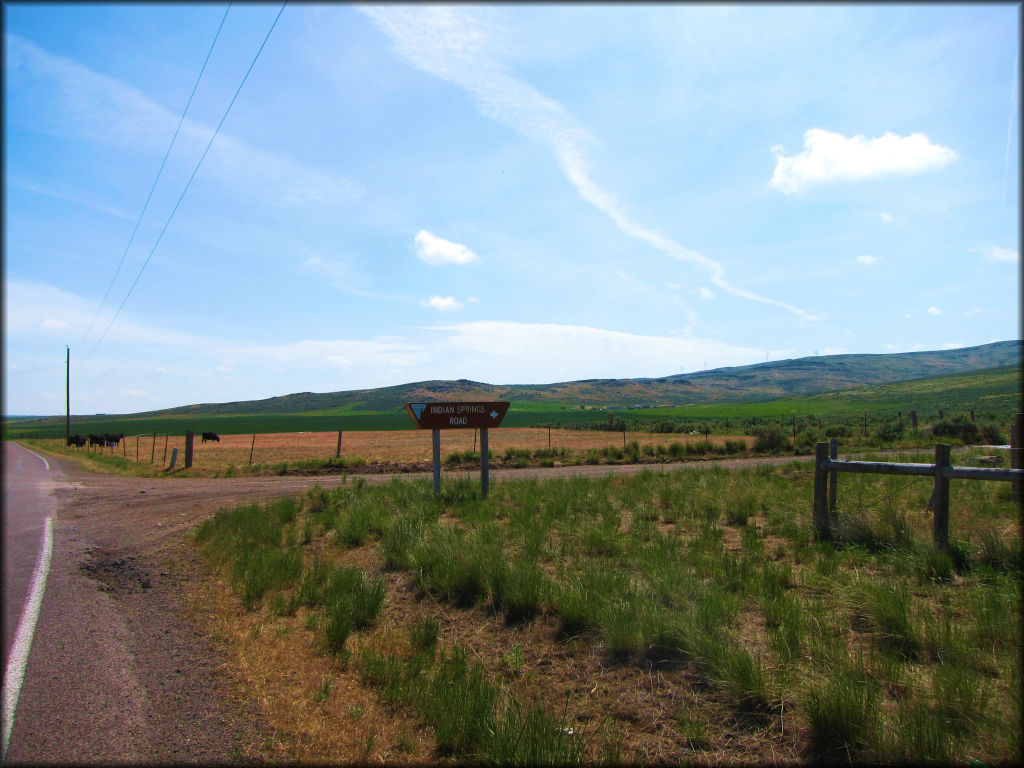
65 346 70 445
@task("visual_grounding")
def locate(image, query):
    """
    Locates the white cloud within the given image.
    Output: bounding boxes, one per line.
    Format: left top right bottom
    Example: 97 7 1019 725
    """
364 7 816 321
942 342 964 349
425 321 765 381
771 128 958 193
880 212 894 223
421 295 464 312
973 245 1019 263
963 308 983 317
467 296 480 304
820 347 847 356
927 306 942 315
698 286 714 299
414 230 481 266
856 254 879 265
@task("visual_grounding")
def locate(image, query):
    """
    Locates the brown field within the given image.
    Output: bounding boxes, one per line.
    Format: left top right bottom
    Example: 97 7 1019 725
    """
73 429 752 476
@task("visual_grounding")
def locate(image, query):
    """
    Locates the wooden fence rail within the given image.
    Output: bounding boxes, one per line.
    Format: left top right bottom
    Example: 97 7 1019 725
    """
814 440 1023 551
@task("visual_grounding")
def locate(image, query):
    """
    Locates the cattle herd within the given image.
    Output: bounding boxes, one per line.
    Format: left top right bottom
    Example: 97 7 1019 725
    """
66 432 124 448
64 431 219 448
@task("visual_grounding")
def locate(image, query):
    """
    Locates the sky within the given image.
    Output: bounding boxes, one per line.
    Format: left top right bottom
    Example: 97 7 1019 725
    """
3 3 1020 416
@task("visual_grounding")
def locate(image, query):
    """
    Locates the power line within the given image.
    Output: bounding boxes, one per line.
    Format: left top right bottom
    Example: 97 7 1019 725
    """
84 1 287 360
75 1 233 352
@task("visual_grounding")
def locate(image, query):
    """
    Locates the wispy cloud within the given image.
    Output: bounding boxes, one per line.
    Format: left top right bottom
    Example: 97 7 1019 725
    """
771 128 958 193
856 254 879 265
8 176 134 221
973 245 1019 263
424 321 765 381
414 230 481 266
879 212 894 223
4 279 213 349
363 7 816 321
420 295 464 312
6 33 363 210
927 306 942 316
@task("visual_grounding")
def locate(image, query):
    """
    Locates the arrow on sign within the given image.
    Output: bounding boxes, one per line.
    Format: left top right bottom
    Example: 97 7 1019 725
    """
490 410 499 420
410 403 426 420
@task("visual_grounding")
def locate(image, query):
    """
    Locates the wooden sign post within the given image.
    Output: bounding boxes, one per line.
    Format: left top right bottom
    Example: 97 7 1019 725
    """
405 402 510 498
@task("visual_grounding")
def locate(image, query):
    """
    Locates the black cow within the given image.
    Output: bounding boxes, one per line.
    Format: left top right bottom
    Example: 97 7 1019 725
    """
88 434 105 447
103 432 124 447
66 434 86 448
201 431 220 443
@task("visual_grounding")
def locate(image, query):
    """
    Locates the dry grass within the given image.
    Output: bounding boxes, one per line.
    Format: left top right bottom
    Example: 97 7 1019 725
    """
57 429 751 477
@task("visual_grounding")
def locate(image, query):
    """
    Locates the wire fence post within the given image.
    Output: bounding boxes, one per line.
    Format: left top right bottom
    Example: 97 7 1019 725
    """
184 430 193 468
481 427 490 499
813 442 830 540
336 429 343 458
1012 413 1022 504
932 444 951 552
828 438 838 524
150 433 156 464
432 429 441 495
249 433 256 467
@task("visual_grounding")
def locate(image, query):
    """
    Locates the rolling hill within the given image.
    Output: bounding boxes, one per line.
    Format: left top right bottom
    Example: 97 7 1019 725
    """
141 340 1020 417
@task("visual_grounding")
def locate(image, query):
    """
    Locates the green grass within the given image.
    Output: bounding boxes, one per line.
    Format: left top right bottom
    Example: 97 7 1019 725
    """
194 458 1021 763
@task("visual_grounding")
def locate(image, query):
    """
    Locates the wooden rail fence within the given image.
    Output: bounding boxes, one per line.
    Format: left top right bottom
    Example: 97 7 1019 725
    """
814 439 1023 551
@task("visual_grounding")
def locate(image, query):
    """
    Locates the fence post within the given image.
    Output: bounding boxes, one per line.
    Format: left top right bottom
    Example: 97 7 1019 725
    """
481 427 490 499
813 442 830 540
432 429 441 495
249 433 256 467
336 429 343 458
150 433 156 464
828 438 838 523
932 444 951 551
184 431 193 468
1012 413 1022 504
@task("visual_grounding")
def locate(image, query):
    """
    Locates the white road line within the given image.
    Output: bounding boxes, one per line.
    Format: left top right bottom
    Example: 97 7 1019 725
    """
20 447 50 472
2 516 54 763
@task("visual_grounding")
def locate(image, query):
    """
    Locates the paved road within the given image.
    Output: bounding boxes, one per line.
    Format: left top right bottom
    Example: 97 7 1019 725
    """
2 441 266 764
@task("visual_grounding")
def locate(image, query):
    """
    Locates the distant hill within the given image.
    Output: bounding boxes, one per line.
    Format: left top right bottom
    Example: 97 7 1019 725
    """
140 340 1020 417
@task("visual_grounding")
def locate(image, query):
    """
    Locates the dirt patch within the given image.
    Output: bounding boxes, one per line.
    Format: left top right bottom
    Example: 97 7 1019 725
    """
78 548 153 593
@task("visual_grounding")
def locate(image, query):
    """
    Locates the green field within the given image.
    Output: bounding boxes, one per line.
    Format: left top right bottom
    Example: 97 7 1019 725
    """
4 365 1019 441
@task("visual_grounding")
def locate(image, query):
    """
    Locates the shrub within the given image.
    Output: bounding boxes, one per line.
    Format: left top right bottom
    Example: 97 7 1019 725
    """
979 421 1006 444
724 438 747 454
930 415 981 444
751 425 791 453
874 419 905 442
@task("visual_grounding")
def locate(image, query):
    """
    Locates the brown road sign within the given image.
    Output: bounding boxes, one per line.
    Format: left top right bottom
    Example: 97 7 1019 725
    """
405 401 510 430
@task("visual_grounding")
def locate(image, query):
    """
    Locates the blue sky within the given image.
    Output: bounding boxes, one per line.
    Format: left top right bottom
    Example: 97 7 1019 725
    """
3 3 1020 416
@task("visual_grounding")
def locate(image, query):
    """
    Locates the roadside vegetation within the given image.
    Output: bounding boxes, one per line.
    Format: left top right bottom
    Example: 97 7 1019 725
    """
192 463 1021 763
15 405 1016 479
